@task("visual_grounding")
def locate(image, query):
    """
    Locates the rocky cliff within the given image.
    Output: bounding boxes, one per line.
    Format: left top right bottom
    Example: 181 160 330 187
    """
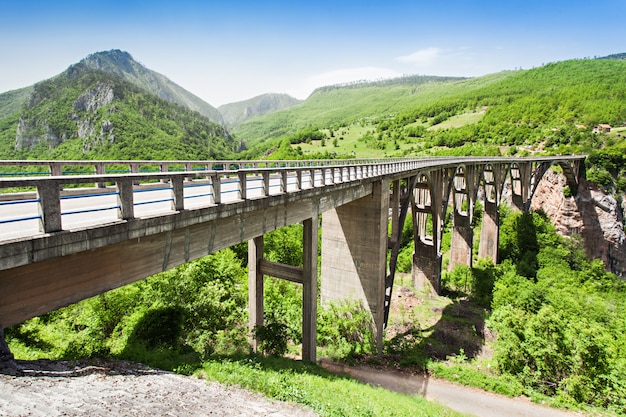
531 170 626 278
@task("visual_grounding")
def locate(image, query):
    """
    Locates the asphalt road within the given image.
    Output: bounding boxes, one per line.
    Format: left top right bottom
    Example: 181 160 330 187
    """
321 362 584 417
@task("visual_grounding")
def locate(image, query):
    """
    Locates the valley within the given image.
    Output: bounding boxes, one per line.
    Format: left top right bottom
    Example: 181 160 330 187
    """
1 50 625 416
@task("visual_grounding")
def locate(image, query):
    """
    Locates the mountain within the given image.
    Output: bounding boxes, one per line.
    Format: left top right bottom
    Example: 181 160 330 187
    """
0 86 33 120
234 59 626 158
599 52 626 60
77 50 224 124
218 93 302 127
0 53 236 160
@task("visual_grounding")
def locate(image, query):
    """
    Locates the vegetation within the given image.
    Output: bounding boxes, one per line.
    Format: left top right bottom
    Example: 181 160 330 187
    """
3 54 626 415
200 356 465 417
0 58 235 161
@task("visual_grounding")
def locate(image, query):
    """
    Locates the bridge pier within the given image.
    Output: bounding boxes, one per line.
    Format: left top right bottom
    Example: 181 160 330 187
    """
321 180 389 353
449 165 479 270
478 200 499 263
449 213 473 269
248 217 318 362
411 170 452 294
477 164 507 263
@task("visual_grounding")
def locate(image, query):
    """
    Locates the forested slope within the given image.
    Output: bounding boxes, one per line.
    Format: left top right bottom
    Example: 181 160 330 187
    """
0 66 236 160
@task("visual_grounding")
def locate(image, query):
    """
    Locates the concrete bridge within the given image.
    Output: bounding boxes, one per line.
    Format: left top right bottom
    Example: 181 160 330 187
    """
0 156 586 363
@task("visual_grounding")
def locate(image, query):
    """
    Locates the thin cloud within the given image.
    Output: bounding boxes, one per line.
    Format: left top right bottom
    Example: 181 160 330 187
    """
396 47 441 66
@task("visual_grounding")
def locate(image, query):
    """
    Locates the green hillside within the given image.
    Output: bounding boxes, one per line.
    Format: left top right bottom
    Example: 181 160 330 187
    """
235 59 626 193
233 74 475 147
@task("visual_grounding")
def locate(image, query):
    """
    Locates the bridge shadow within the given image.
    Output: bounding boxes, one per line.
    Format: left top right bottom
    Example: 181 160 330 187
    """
384 294 487 372
8 358 170 377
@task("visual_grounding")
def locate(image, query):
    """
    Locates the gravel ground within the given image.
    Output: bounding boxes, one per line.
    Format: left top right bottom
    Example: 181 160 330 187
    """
0 359 317 417
0 358 589 417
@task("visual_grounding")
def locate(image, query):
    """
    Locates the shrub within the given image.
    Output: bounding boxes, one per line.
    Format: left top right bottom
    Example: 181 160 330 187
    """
318 300 376 359
253 320 289 357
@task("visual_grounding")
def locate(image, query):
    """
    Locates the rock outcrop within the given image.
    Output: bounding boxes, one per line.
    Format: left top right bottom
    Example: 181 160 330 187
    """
531 170 626 278
73 83 114 112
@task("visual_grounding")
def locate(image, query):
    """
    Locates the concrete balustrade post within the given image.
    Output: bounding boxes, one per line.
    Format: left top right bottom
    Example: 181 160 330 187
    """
37 181 62 233
116 178 135 220
295 170 302 191
238 172 247 200
130 163 140 186
211 173 221 204
262 172 270 196
160 163 169 184
49 162 62 177
281 171 288 193
94 163 106 188
171 175 184 212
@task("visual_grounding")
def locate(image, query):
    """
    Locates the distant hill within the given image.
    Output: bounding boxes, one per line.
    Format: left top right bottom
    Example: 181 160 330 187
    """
234 59 626 160
0 52 236 160
231 74 477 146
218 93 302 127
599 52 626 60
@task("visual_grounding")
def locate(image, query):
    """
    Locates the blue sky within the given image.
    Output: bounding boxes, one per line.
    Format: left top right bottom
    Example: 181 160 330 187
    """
1 1 624 106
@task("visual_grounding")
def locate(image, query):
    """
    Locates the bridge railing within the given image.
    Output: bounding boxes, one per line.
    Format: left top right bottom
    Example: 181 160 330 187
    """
0 158 427 181
0 159 438 239
0 156 586 241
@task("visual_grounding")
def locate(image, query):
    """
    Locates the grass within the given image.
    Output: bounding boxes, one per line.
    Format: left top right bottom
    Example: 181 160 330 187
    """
198 355 469 417
295 122 419 159
428 111 485 130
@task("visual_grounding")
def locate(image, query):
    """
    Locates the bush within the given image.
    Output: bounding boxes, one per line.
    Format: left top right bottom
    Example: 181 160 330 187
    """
253 320 290 357
318 300 376 359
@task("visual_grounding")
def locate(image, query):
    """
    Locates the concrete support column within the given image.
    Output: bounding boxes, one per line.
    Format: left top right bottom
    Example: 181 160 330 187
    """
477 163 505 263
302 217 317 362
478 200 499 263
412 169 452 295
449 212 473 269
321 180 389 354
248 236 264 353
449 165 478 270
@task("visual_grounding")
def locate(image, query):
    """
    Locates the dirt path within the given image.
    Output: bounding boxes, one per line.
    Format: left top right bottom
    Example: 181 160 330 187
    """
321 361 584 417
